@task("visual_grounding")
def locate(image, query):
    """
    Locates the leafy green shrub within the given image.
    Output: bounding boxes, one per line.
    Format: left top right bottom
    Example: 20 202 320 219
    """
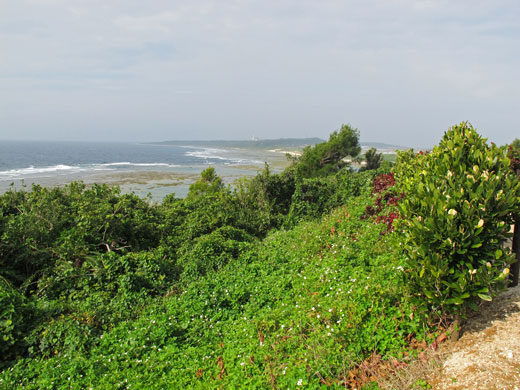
39 248 176 301
233 164 296 233
286 176 339 222
394 122 520 316
178 226 254 281
0 185 68 286
177 193 235 240
286 169 380 226
0 183 160 291
27 314 98 357
0 280 31 363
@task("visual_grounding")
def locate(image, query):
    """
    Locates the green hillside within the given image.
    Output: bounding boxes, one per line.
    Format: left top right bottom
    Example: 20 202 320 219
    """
1 123 518 389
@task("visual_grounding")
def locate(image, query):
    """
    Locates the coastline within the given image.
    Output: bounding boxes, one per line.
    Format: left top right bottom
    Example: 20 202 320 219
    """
0 147 294 201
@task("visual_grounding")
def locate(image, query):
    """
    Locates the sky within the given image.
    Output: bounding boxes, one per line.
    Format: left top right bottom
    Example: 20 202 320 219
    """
0 0 519 148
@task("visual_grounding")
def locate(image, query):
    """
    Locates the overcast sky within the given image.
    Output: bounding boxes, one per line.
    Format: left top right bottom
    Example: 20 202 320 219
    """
1 0 519 147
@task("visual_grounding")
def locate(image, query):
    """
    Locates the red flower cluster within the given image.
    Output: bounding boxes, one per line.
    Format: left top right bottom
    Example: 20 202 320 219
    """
364 173 403 233
372 173 395 194
508 145 520 173
375 212 400 231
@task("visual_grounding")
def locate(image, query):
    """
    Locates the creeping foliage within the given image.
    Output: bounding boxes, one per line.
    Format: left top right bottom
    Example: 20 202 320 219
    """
0 196 427 389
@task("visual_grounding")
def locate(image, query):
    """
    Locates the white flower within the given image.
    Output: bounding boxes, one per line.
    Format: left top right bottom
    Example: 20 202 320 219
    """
297 379 303 386
477 219 484 228
448 209 457 216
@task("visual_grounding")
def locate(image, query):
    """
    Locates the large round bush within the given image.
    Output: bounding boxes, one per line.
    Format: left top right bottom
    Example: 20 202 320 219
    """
395 122 520 316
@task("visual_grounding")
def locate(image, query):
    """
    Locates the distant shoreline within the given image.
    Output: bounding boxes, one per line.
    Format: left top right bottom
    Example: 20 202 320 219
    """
0 141 294 201
148 138 409 154
0 139 406 201
147 137 323 151
267 149 302 157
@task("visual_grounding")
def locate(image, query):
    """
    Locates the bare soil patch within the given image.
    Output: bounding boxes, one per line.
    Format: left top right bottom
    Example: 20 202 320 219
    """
427 285 520 390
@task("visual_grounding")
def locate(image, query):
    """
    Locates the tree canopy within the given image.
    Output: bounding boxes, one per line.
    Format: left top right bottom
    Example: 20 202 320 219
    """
361 147 383 171
293 124 361 178
186 167 225 199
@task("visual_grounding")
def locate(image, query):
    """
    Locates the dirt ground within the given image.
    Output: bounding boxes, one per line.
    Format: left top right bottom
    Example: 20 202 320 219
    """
427 284 520 390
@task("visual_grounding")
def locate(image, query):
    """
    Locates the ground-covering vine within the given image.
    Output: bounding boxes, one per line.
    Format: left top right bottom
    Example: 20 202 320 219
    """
1 195 426 389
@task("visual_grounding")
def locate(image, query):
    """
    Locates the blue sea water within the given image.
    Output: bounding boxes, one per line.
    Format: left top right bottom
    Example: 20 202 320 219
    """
0 141 270 199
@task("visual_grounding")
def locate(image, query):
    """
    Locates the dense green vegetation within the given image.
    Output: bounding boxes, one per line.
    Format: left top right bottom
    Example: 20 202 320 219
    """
1 124 518 389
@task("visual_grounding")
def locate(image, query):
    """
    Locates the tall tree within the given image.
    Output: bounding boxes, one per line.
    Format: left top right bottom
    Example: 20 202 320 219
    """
293 124 361 178
361 147 383 171
186 167 225 199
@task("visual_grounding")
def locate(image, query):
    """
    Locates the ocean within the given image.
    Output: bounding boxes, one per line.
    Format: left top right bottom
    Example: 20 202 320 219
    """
0 141 288 200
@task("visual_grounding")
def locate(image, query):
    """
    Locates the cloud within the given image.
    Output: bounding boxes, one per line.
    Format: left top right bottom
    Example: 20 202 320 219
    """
0 1 519 145
114 12 181 33
103 42 177 70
